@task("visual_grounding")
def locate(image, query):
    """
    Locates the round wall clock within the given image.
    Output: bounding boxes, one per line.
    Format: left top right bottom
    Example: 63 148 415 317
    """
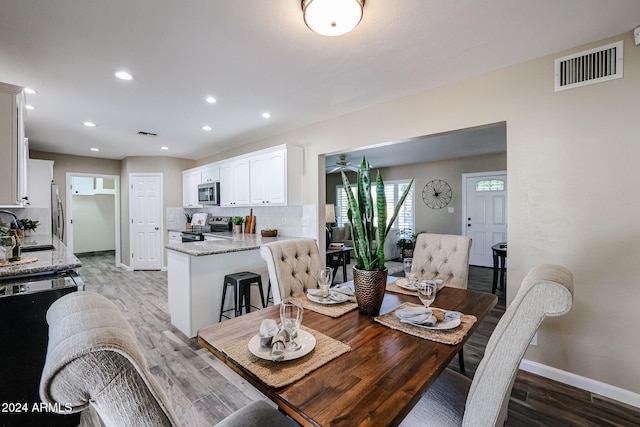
422 179 452 209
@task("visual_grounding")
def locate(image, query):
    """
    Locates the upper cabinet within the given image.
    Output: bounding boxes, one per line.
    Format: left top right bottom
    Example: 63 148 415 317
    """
182 144 303 208
27 159 53 208
182 168 203 208
0 82 28 207
251 148 287 205
220 158 250 206
200 164 219 183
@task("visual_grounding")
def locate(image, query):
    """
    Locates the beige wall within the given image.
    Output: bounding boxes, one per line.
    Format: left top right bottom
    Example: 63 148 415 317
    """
209 32 639 394
120 156 195 266
31 151 194 267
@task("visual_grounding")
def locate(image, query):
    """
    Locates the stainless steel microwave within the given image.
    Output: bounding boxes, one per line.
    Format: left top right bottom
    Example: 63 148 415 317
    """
197 181 220 205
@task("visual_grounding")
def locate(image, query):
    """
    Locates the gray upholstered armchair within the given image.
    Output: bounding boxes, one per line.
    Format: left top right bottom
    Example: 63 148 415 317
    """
399 264 574 427
260 238 324 304
39 291 297 427
412 233 472 289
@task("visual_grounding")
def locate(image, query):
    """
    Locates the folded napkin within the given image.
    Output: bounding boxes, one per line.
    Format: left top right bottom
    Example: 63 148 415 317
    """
307 288 322 296
395 306 463 327
270 327 290 362
259 319 279 347
332 285 354 297
395 306 437 326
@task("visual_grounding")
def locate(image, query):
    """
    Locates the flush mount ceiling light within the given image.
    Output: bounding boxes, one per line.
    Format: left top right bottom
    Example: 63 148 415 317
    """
114 71 133 81
302 0 364 37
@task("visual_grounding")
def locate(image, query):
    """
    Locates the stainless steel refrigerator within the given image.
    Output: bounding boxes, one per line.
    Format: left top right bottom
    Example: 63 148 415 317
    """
51 183 64 240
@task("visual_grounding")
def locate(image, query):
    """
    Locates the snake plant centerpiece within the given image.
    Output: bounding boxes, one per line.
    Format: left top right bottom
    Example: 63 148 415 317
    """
341 157 414 315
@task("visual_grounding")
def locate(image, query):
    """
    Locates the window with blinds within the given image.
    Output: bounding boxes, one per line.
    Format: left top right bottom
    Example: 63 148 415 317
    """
335 180 415 232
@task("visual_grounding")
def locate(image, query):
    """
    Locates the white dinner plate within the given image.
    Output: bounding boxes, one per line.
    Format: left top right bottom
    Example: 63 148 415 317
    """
395 278 417 290
306 291 350 304
248 329 316 361
401 317 461 330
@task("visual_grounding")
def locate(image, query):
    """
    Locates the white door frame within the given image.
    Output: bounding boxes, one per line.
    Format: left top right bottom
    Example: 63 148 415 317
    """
65 172 121 266
461 170 507 266
128 173 164 270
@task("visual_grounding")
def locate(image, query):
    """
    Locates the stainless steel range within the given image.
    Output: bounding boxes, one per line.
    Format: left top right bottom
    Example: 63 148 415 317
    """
181 216 232 242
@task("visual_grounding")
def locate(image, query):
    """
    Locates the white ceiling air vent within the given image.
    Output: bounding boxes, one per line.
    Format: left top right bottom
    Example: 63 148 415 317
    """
555 41 623 91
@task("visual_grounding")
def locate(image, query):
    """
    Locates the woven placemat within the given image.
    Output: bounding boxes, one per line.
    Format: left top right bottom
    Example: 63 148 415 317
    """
374 302 477 345
0 257 38 268
301 295 358 318
222 325 351 388
386 278 446 296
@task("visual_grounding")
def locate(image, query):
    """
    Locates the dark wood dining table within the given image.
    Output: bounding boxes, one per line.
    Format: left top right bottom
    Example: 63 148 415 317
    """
198 282 497 427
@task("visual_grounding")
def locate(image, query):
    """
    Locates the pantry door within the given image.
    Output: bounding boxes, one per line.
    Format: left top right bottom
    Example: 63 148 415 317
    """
130 173 163 270
462 171 507 267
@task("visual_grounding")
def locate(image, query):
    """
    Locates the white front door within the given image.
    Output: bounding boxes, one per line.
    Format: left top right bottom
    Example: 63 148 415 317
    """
462 171 507 267
130 173 163 270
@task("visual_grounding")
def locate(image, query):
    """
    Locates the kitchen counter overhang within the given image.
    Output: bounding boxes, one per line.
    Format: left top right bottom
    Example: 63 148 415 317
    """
164 232 298 256
0 235 81 279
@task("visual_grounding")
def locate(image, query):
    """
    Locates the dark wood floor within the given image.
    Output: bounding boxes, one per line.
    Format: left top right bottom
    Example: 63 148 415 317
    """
76 252 638 426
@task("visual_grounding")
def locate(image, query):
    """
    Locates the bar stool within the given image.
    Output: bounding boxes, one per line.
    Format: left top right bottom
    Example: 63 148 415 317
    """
219 272 266 321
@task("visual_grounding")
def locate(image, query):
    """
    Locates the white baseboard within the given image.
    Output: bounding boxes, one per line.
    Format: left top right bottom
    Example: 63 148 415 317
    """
118 262 132 271
520 359 640 409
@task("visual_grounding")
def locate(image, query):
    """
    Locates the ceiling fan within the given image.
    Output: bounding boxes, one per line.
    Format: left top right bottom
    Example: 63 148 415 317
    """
327 154 359 173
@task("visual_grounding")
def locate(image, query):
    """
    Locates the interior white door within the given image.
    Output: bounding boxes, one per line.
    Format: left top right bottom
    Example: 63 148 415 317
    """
130 173 163 270
463 172 507 267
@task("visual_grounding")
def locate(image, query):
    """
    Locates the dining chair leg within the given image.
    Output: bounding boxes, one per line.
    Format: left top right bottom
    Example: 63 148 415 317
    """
458 347 466 375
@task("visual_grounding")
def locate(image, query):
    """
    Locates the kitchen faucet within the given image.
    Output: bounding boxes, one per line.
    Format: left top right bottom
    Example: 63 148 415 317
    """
0 210 21 230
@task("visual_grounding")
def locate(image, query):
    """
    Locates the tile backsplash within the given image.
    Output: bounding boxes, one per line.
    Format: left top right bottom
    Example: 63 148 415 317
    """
168 205 318 239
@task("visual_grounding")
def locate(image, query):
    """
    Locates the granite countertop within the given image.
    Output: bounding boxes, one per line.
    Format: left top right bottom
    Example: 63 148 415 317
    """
165 232 304 256
0 234 82 278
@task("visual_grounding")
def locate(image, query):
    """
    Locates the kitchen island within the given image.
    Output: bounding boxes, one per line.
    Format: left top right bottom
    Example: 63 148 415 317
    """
166 233 303 338
0 234 81 279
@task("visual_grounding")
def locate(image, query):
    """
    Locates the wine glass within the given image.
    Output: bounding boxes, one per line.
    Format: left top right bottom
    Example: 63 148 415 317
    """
318 267 332 298
280 298 303 351
404 258 417 287
0 235 16 263
416 279 437 308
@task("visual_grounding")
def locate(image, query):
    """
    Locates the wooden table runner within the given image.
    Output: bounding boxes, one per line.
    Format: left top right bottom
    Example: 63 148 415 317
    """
374 302 477 345
222 325 351 388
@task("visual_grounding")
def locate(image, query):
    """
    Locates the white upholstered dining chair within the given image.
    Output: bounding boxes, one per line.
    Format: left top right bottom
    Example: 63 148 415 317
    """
399 264 574 427
412 233 472 372
411 233 472 289
39 291 298 427
260 238 324 304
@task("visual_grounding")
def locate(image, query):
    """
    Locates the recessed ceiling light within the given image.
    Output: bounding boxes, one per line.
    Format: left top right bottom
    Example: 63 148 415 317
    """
24 88 36 94
83 121 97 127
90 148 100 152
115 71 133 80
25 105 35 110
202 125 212 131
262 112 271 119
161 146 169 150
206 96 216 104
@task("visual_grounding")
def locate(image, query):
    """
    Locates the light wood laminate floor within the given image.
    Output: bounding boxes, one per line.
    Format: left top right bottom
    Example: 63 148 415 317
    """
76 252 638 426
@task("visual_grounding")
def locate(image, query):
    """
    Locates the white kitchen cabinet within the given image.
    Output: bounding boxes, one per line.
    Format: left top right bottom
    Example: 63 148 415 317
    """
27 159 53 208
219 158 250 206
0 82 28 207
182 168 202 208
250 145 302 206
251 148 287 205
200 164 219 183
